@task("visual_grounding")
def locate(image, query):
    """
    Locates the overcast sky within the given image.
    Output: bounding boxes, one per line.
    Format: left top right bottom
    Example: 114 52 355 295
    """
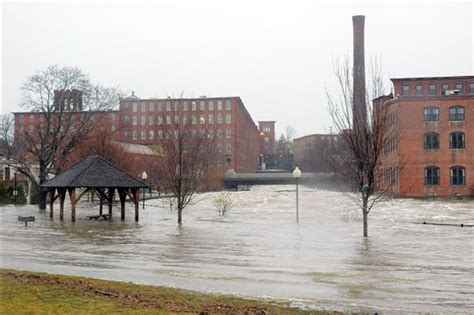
2 1 473 137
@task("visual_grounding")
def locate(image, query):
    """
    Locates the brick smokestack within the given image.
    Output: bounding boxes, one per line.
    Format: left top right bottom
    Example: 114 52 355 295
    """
352 15 367 130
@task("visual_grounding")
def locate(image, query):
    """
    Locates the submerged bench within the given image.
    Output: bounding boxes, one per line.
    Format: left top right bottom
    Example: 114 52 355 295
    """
87 214 112 220
18 216 35 227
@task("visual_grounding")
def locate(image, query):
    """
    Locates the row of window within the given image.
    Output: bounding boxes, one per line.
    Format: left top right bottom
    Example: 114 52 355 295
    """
425 166 466 186
124 99 232 112
402 83 474 96
424 131 465 149
123 128 233 140
123 114 232 126
424 106 465 122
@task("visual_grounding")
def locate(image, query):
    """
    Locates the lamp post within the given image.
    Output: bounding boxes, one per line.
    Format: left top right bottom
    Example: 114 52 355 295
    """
141 171 148 209
293 166 302 223
13 172 18 204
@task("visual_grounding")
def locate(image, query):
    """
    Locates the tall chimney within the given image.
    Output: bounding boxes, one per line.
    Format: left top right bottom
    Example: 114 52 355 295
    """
352 15 367 130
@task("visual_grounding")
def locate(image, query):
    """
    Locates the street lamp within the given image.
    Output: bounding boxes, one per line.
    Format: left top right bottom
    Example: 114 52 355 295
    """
141 171 148 209
13 172 18 204
293 166 302 223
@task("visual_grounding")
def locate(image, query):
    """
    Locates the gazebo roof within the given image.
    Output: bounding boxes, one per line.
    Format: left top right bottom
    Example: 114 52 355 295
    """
43 155 147 188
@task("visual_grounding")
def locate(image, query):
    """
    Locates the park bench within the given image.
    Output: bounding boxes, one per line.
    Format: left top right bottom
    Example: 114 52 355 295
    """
18 216 35 227
87 214 112 220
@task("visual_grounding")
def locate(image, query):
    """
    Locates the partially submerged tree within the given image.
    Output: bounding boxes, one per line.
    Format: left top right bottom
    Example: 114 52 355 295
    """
327 57 399 237
7 65 119 209
148 97 216 225
214 191 234 216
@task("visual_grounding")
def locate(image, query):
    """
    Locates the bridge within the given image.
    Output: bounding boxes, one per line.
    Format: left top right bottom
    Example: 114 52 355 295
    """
223 172 336 189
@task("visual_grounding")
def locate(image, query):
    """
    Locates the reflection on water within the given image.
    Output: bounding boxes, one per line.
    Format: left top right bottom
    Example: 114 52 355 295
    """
1 186 473 313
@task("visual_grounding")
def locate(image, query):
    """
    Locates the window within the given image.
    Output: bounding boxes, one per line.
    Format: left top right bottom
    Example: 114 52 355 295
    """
124 116 130 124
209 100 214 111
402 85 410 96
141 131 146 140
175 116 180 124
226 114 231 124
132 102 138 112
183 101 188 111
424 166 440 185
123 102 129 109
450 132 465 149
174 102 180 111
149 130 154 140
149 116 154 125
200 115 205 124
217 129 222 138
429 84 436 96
416 85 423 96
166 115 172 125
424 132 439 149
123 130 129 137
157 130 163 138
470 83 474 94
217 114 222 124
217 144 222 152
192 101 196 111
157 101 163 111
141 102 147 112
157 115 163 125
141 116 146 126
192 115 196 125
225 99 232 110
209 114 214 124
455 83 463 94
226 129 231 138
132 131 137 140
166 101 171 111
449 106 464 121
442 84 449 92
149 101 154 111
424 107 439 121
132 116 137 126
450 166 465 185
226 143 232 153
226 155 232 166
200 100 205 111
217 100 223 110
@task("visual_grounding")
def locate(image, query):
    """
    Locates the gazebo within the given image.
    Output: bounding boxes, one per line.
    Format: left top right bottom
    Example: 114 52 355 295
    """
43 155 148 222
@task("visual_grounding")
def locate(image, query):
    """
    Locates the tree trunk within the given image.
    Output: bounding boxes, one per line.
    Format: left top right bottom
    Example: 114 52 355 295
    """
177 208 182 225
39 187 47 210
362 198 368 237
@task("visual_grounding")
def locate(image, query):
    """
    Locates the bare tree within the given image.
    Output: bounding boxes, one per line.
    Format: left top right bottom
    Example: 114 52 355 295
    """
148 97 216 225
0 114 15 159
327 57 399 237
7 65 119 209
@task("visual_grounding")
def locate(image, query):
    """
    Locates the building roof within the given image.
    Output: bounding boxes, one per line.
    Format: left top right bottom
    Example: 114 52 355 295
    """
390 75 474 82
42 155 147 188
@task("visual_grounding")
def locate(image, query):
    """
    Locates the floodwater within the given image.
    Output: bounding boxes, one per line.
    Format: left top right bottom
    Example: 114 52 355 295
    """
1 185 473 314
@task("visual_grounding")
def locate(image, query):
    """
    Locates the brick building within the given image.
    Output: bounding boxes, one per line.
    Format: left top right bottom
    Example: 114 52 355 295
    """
293 134 342 172
13 92 261 175
257 121 275 170
117 94 260 173
377 75 474 197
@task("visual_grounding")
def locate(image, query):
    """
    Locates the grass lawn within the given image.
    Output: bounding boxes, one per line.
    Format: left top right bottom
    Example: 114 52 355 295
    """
0 269 338 314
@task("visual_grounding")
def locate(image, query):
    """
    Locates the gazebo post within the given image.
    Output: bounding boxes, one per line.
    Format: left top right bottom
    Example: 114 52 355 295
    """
132 188 139 222
108 187 115 217
59 188 66 221
68 188 76 222
98 189 103 215
118 188 127 221
49 188 56 219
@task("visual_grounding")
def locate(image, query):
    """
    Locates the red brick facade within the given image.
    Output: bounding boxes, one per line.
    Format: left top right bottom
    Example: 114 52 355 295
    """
378 76 474 197
14 95 260 174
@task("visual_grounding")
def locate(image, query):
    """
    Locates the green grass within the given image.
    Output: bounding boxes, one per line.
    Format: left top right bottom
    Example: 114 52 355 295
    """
0 269 339 314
